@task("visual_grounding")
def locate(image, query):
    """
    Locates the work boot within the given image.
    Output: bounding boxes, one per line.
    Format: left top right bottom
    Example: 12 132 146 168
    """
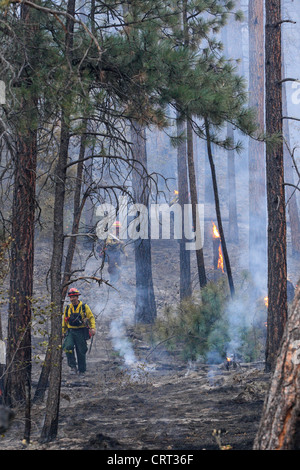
70 367 77 375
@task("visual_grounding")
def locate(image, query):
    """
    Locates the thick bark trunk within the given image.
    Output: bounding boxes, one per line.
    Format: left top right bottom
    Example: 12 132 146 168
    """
265 0 287 372
254 287 300 449
5 132 37 406
5 4 38 418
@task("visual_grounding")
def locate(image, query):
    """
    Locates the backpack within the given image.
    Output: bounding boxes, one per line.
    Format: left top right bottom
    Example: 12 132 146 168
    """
66 303 86 327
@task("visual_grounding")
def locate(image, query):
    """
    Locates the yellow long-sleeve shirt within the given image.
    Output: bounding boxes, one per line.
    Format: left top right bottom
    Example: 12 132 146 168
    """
62 300 96 334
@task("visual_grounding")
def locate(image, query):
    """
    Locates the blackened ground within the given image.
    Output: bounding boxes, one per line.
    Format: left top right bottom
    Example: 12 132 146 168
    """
0 322 270 450
2 215 293 451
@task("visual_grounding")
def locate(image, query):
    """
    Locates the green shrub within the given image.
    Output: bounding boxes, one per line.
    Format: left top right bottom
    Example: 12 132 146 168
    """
234 324 266 362
153 280 230 362
151 272 268 364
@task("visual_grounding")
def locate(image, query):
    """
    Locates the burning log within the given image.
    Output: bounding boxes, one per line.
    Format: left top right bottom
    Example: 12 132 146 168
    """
225 356 232 371
224 353 240 371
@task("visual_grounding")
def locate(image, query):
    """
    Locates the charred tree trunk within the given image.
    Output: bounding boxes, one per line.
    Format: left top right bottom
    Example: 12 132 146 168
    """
205 118 234 298
186 120 207 288
176 115 191 300
204 139 214 207
40 0 76 442
265 0 287 373
40 117 70 443
254 287 300 449
182 1 206 289
39 115 70 442
248 0 267 290
175 2 191 300
4 5 38 433
131 122 156 324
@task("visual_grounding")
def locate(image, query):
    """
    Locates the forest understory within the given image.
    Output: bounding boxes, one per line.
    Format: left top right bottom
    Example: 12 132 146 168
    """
1 214 298 452
0 320 271 451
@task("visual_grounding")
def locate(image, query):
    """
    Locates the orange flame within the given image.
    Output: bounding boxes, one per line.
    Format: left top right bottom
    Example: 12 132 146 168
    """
174 190 179 195
217 245 224 272
264 296 268 308
212 223 224 272
212 223 220 239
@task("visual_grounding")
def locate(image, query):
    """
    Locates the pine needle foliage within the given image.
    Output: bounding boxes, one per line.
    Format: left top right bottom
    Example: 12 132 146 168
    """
153 279 230 361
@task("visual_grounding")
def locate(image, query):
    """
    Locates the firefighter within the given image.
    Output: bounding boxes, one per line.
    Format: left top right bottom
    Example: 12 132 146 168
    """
97 233 127 282
62 287 96 376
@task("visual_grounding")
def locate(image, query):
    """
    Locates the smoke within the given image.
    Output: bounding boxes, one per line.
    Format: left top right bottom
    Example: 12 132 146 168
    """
109 317 157 383
110 318 137 367
223 295 251 356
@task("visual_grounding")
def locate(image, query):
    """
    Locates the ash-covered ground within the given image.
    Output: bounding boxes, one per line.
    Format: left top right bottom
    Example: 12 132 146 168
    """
0 226 276 451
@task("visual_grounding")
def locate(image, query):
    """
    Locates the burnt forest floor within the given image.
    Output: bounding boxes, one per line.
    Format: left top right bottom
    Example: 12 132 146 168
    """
0 230 278 453
1 326 271 452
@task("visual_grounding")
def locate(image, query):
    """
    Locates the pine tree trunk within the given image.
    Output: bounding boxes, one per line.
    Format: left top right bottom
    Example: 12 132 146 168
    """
253 287 300 449
176 115 191 300
40 110 70 442
5 132 36 406
205 119 234 298
40 0 76 442
182 2 206 289
186 120 207 288
248 0 267 288
131 122 157 324
5 4 38 416
265 0 287 372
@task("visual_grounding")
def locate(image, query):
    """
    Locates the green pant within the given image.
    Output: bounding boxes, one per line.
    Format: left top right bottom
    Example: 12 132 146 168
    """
63 328 88 373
